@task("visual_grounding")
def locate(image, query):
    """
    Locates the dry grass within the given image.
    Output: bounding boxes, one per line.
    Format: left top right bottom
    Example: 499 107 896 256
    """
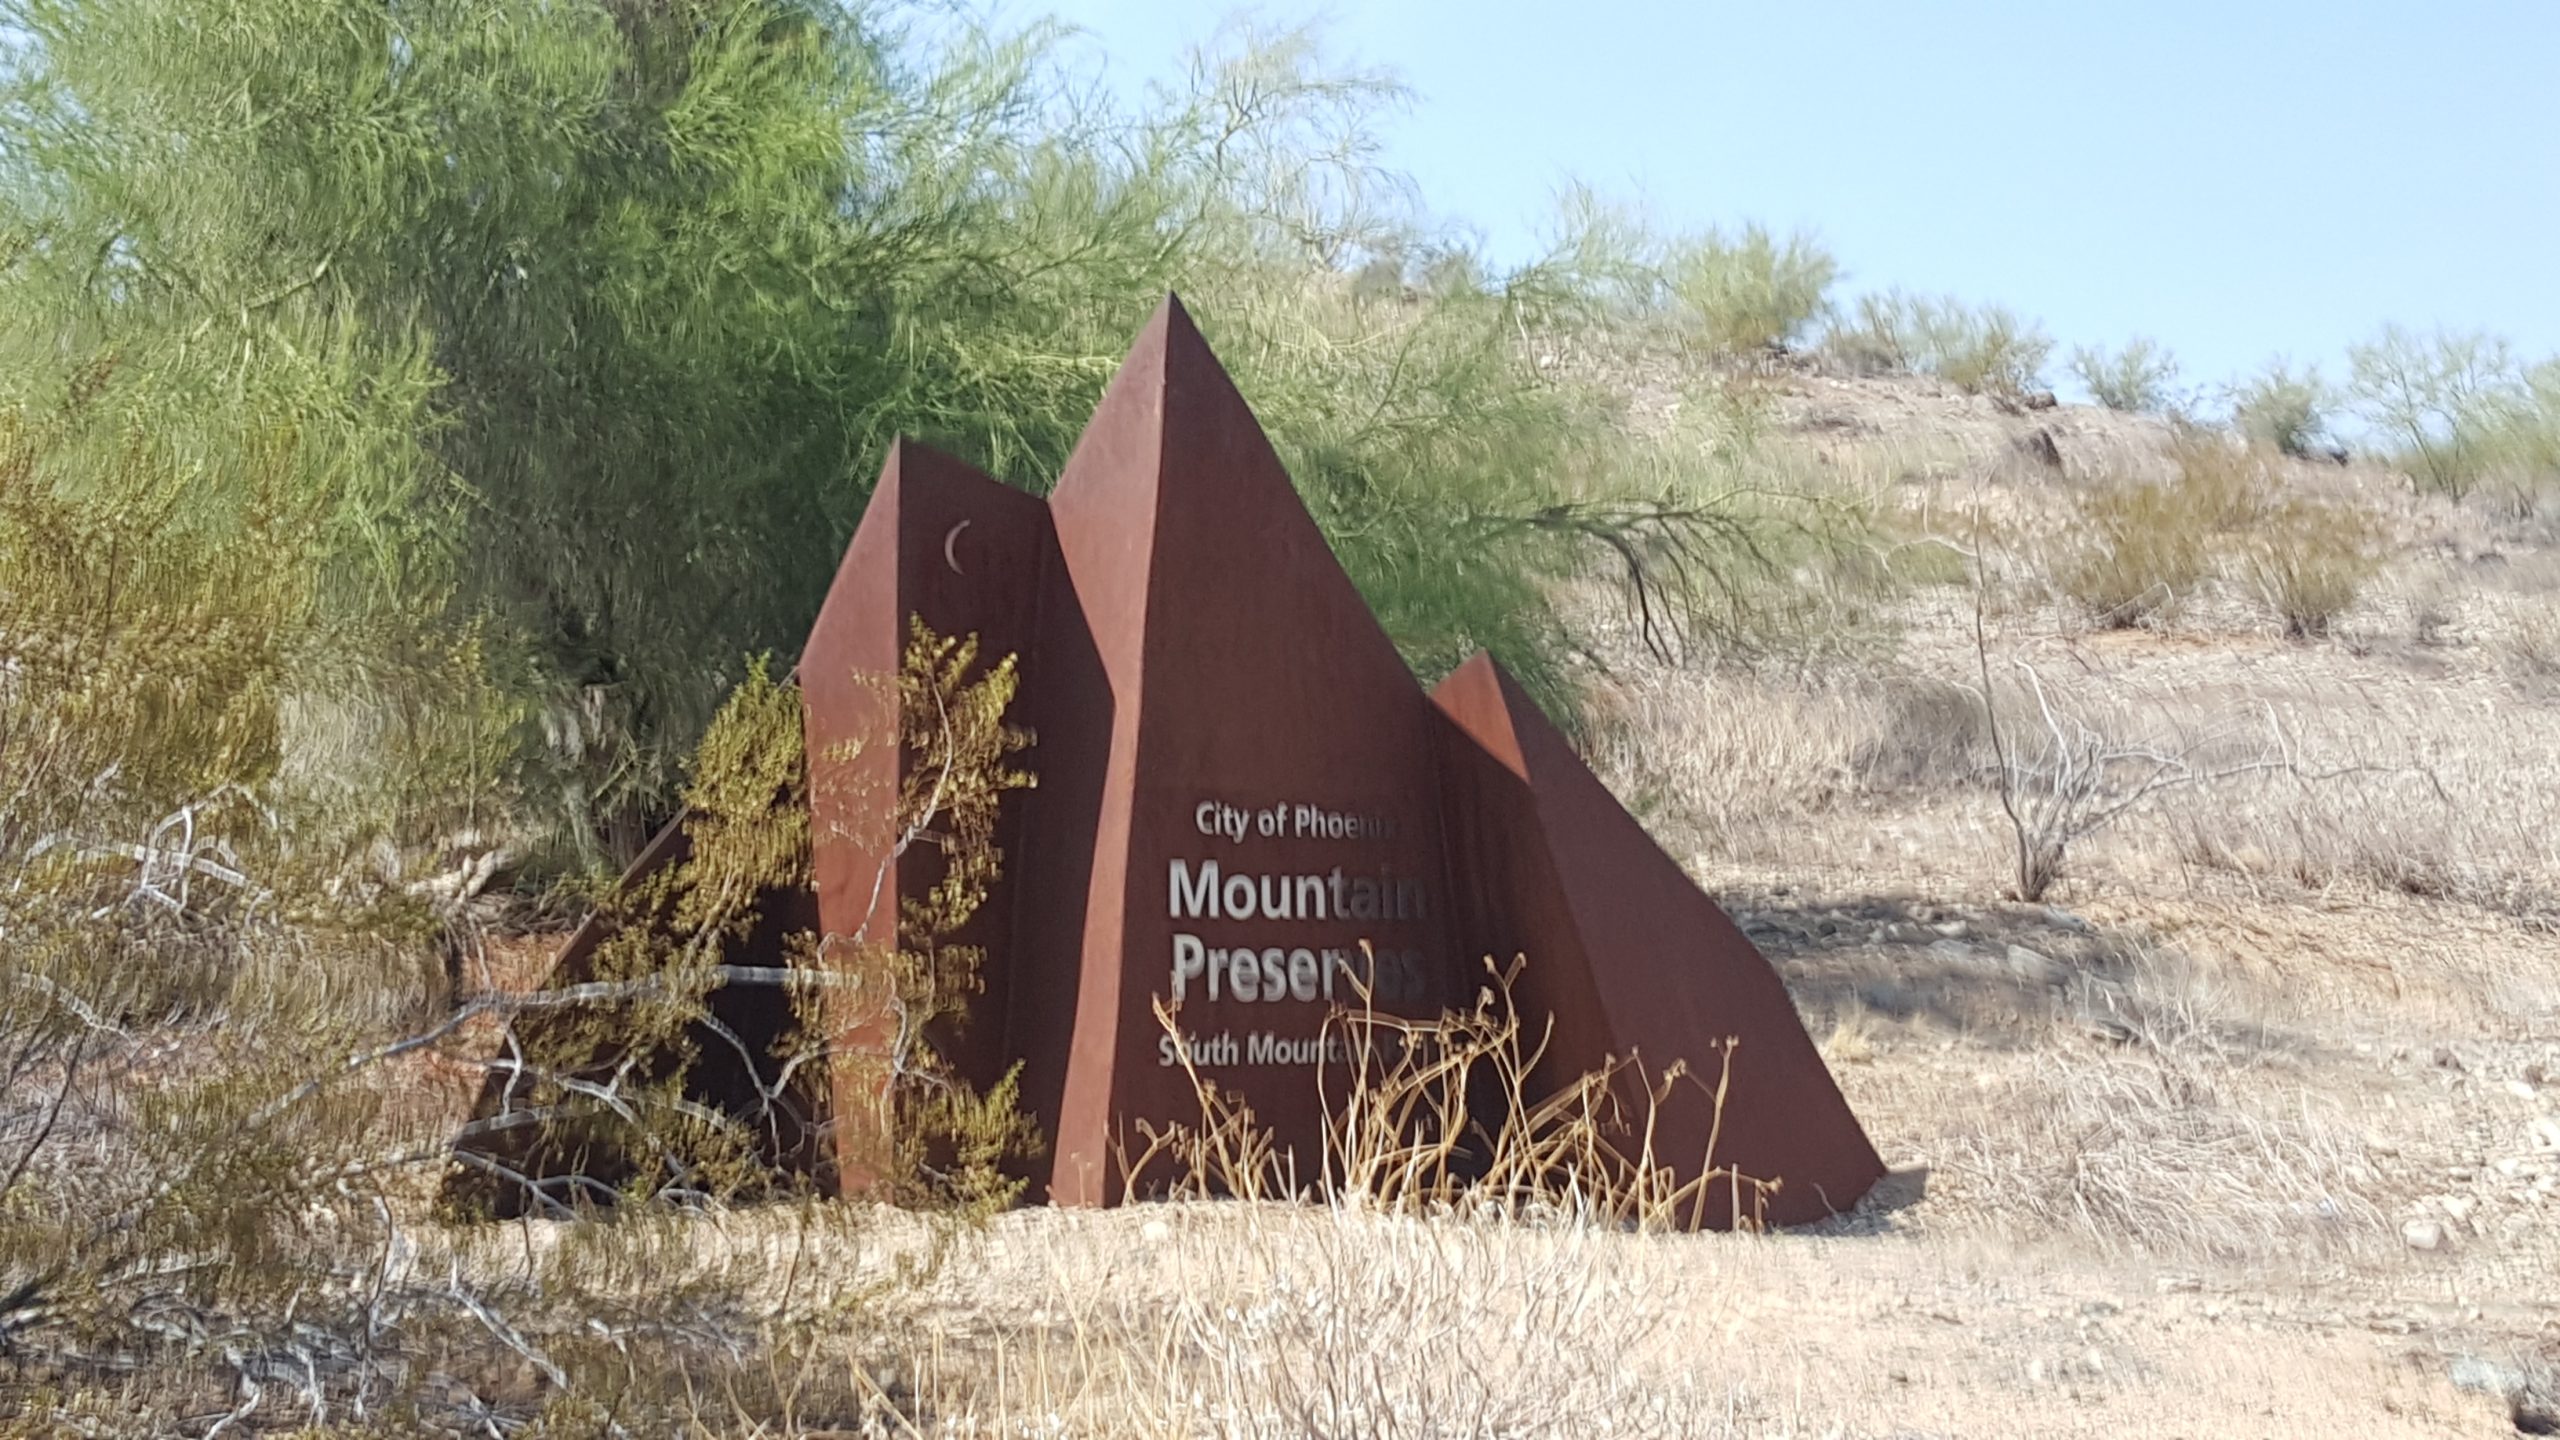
1606 597 2560 922
2146 676 2560 926
1583 663 1997 874
2509 600 2560 686
13 361 2560 1438
1937 1053 2385 1262
2244 497 2382 639
1933 945 2388 1261
885 1207 1755 1438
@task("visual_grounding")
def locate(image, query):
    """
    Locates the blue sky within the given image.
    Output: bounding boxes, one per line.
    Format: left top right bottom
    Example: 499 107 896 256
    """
1021 0 2558 403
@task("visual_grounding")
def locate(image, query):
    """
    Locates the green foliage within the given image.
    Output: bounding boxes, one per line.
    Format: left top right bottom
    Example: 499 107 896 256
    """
2058 434 2271 628
2348 325 2517 498
2070 337 2182 413
0 386 466 1017
2346 325 2560 509
2488 360 2560 514
0 404 306 841
0 2 1768 867
2059 480 2213 628
0 407 456 1375
1533 198 1836 356
1665 223 1840 355
1826 290 2053 398
853 622 1039 1212
2 389 449 1361
457 655 827 1214
675 657 816 941
2228 360 2335 459
454 630 1037 1219
2057 433 2380 639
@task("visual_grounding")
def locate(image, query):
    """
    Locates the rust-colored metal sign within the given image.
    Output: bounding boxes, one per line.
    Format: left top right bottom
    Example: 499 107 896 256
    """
459 296 1883 1227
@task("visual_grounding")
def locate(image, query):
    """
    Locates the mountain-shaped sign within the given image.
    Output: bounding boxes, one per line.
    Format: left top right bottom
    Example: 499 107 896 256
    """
456 296 1883 1227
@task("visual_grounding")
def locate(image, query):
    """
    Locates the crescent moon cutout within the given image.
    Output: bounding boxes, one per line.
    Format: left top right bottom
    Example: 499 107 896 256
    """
943 519 971 574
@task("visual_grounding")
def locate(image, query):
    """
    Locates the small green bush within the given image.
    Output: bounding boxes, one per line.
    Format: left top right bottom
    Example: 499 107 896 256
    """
1664 223 1839 355
2057 433 2381 637
2229 361 2335 459
2070 337 2181 413
1826 290 2053 398
2057 433 2271 627
2058 479 2213 627
2480 361 2560 514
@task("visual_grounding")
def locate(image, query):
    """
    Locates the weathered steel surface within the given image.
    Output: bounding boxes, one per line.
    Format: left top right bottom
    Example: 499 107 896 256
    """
1430 653 1886 1226
1035 297 1464 1205
799 438 1062 1184
455 294 1885 1228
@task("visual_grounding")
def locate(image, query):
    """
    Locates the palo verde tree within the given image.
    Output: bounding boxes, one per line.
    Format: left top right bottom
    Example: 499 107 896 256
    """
1 1 1778 874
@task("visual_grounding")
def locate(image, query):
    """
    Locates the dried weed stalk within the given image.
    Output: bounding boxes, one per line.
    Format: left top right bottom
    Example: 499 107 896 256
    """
1127 955 1778 1232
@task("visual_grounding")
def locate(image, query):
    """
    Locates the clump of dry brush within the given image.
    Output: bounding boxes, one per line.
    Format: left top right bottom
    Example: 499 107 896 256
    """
1126 955 1776 1233
0 612 1038 1435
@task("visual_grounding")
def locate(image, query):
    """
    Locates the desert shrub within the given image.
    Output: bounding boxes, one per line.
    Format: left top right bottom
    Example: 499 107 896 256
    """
0 401 483 1400
2228 360 2336 459
2243 499 2382 639
0 380 499 956
2071 337 2182 412
2050 423 2383 640
1825 289 2054 398
1528 194 1838 358
2057 481 2214 627
1664 222 1839 354
1 396 471 1421
2056 433 2274 628
447 627 1041 1221
0 629 1030 1431
1 415 310 860
2487 360 2560 513
1969 654 2308 903
2339 327 2560 511
2164 427 2279 530
2348 324 2520 499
